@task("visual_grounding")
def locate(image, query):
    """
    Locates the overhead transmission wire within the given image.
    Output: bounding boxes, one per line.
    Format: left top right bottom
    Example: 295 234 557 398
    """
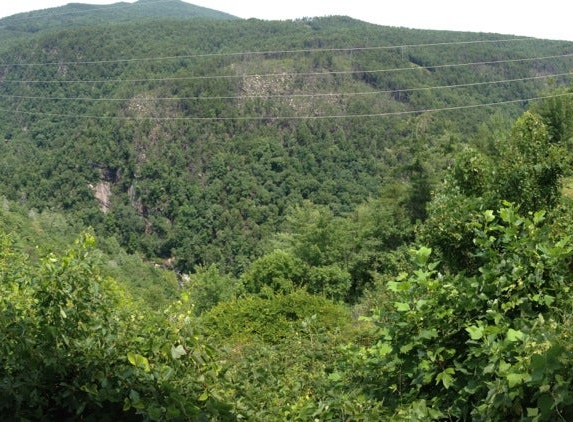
2 92 572 121
1 34 571 121
1 72 571 103
3 52 573 85
0 37 543 68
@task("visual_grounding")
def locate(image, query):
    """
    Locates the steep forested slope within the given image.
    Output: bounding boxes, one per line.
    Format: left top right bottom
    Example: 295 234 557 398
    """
0 0 236 46
0 10 572 277
5 4 573 421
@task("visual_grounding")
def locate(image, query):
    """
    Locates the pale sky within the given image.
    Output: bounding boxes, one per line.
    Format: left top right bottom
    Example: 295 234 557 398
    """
1 0 573 42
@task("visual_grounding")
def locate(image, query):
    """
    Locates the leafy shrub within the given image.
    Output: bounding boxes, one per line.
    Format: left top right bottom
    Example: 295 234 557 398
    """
186 263 243 315
305 264 352 301
201 289 350 344
241 249 352 301
0 231 230 420
337 204 573 420
241 249 305 295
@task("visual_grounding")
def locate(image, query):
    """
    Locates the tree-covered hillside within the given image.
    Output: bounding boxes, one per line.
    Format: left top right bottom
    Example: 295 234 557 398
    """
1 13 572 277
3 7 573 419
4 96 573 420
0 0 236 45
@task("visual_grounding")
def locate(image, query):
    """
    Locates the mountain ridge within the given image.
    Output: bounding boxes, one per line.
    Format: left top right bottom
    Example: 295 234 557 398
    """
0 0 238 39
0 13 572 274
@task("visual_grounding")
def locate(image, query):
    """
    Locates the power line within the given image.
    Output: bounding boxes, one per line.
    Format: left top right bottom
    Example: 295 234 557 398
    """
0 27 570 121
3 52 573 85
0 37 538 68
1 72 570 103
2 92 571 121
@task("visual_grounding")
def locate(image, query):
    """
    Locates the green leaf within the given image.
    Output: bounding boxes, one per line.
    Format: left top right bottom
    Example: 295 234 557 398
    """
527 408 539 417
171 344 187 360
167 405 182 418
532 210 546 225
400 343 414 353
129 389 140 403
538 393 553 415
394 302 410 312
436 367 455 389
198 391 210 401
127 352 150 372
129 390 145 410
412 246 432 267
374 342 393 356
418 329 438 340
466 325 483 340
127 352 136 366
80 383 98 396
427 260 440 271
388 278 409 292
484 209 495 222
530 354 546 382
506 328 524 342
498 360 511 374
506 372 529 388
328 371 342 382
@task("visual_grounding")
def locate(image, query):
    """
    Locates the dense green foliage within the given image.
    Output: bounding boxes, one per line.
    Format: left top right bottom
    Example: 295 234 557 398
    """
324 104 573 419
3 3 573 420
0 231 231 420
0 198 180 309
0 8 571 277
0 0 236 45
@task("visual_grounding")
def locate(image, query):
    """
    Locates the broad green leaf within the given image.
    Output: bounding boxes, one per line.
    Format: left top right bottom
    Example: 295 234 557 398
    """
129 389 141 403
436 368 455 389
427 260 440 271
127 351 136 366
147 406 163 419
531 354 546 382
484 209 495 222
498 360 511 374
532 210 546 225
374 342 393 357
506 372 529 388
394 302 410 312
130 390 145 410
527 408 539 417
171 344 187 360
415 299 428 310
418 329 438 340
400 343 414 353
127 352 150 372
466 325 483 340
80 383 98 396
412 246 432 266
388 278 409 292
198 391 210 401
167 405 182 418
506 328 524 342
328 371 342 382
538 393 553 415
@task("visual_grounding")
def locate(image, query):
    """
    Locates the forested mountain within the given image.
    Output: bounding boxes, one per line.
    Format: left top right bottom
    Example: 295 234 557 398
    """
3 3 573 420
0 0 236 44
1 10 572 275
